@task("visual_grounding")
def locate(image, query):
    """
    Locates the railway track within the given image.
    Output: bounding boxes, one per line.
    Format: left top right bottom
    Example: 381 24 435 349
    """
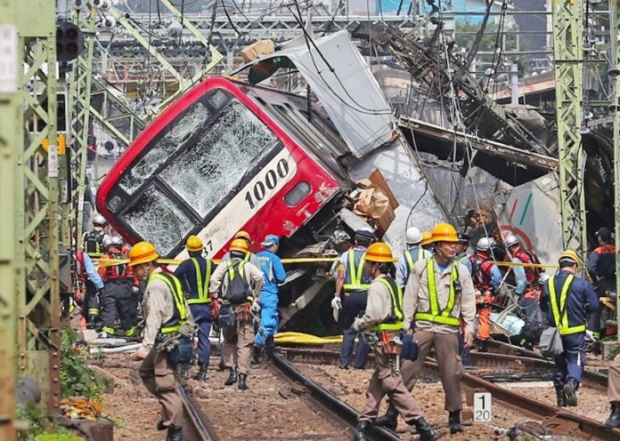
277 346 620 441
177 352 400 441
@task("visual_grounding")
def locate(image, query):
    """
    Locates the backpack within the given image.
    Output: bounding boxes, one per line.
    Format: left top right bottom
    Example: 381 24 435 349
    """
224 261 253 304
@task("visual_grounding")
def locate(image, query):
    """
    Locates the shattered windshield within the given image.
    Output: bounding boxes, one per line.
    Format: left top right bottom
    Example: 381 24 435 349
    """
119 102 210 193
120 185 193 255
159 99 278 217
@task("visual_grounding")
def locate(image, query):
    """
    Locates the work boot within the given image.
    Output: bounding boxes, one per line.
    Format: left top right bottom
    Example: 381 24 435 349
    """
192 363 208 381
477 339 489 353
555 386 567 407
563 378 579 407
224 368 237 386
251 345 262 365
266 335 277 354
178 363 190 380
603 402 620 428
353 421 370 441
238 373 248 391
448 410 464 434
408 417 439 441
166 426 184 441
375 402 398 431
157 421 166 431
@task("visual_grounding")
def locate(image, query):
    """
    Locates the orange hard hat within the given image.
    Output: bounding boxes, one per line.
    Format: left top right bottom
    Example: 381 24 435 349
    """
365 242 396 263
420 231 433 246
128 241 159 266
234 230 251 242
430 223 459 243
230 238 249 253
186 235 203 252
559 250 580 265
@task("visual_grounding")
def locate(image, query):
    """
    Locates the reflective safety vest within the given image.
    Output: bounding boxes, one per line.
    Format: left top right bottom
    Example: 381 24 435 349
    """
404 247 425 273
187 258 213 305
149 272 188 334
343 249 370 292
82 230 105 258
414 258 461 327
548 274 584 335
370 276 404 332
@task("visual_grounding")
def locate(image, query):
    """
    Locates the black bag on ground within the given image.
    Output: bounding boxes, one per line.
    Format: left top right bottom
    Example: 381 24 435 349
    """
224 261 253 304
167 336 193 365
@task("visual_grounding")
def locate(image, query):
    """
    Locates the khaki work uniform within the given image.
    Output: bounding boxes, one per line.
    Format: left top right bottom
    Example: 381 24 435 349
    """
402 257 476 411
210 258 264 375
354 275 425 422
137 268 195 429
609 354 620 403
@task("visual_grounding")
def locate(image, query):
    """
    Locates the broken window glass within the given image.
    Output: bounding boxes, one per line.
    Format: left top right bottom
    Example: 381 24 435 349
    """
120 185 193 255
160 99 279 217
119 102 210 193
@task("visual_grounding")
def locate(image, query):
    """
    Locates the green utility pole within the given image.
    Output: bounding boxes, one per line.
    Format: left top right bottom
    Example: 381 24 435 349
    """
552 0 587 261
0 0 20 438
16 0 62 411
68 7 97 244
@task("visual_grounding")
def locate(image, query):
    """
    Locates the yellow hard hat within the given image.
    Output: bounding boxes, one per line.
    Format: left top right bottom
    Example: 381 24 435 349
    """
229 238 249 253
559 250 580 264
186 235 203 252
365 242 396 263
128 241 159 266
420 231 433 246
234 230 251 242
430 223 459 243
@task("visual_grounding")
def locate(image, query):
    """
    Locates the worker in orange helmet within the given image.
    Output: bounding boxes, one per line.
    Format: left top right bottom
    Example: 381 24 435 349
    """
130 242 195 441
220 230 260 266
352 242 438 441
209 238 264 390
377 223 476 435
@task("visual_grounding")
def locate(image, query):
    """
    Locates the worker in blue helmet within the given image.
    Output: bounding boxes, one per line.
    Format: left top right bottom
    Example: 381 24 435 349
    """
252 234 286 363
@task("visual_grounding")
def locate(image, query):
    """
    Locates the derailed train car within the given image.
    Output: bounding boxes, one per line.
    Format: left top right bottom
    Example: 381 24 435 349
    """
97 31 446 334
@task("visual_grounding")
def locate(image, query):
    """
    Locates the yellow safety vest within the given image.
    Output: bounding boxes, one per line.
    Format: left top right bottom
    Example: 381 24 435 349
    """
149 272 188 334
342 249 370 292
548 274 584 335
187 258 212 305
404 247 425 272
370 276 404 332
415 258 461 327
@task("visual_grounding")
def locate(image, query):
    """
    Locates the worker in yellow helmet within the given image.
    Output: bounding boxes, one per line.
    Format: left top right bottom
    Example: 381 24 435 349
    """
220 230 260 266
420 231 434 252
129 241 194 441
173 235 217 381
351 243 438 441
209 238 264 390
540 250 600 408
376 223 476 435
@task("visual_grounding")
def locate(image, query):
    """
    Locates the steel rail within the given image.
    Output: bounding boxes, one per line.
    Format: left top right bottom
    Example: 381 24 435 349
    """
178 383 221 441
268 351 400 441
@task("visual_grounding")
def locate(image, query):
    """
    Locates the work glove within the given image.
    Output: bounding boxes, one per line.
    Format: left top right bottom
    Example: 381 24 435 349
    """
251 299 261 314
331 296 342 310
131 286 140 295
351 317 363 332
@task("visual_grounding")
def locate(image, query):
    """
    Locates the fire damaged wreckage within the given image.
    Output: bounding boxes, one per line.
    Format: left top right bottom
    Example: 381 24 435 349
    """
95 22 614 343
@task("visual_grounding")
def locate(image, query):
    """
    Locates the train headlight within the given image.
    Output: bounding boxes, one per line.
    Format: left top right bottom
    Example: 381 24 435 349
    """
107 195 124 213
208 89 228 110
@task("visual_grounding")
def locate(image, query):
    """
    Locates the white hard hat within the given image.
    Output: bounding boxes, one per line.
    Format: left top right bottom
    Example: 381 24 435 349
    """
504 233 520 248
102 236 114 249
93 214 107 226
405 227 423 245
477 237 496 252
110 236 124 247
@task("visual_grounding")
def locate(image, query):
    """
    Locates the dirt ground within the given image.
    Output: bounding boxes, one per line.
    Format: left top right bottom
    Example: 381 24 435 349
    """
99 351 613 441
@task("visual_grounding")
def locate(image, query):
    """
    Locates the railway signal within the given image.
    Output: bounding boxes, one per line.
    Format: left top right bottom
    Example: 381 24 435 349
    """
56 21 84 62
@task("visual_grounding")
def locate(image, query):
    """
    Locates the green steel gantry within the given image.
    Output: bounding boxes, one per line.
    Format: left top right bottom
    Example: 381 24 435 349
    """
552 0 587 261
0 0 19 438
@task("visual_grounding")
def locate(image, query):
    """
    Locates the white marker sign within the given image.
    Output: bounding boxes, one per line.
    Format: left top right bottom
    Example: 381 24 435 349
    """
473 392 492 422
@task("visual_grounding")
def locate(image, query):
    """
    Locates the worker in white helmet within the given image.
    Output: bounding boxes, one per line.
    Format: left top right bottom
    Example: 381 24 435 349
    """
395 227 432 289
